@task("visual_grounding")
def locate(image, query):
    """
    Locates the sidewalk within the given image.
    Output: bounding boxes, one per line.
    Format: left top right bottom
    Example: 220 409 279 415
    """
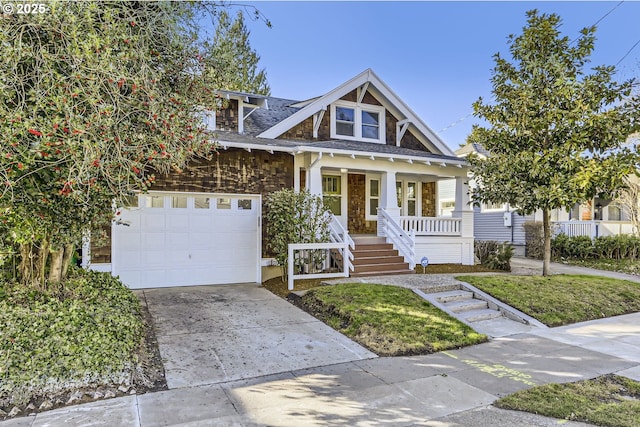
3 263 640 426
510 257 640 283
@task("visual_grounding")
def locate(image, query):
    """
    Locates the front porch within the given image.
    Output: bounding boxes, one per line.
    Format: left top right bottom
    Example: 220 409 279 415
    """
296 150 474 271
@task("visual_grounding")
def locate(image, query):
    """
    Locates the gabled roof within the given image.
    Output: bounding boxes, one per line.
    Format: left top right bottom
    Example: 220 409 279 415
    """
455 142 490 158
256 69 455 157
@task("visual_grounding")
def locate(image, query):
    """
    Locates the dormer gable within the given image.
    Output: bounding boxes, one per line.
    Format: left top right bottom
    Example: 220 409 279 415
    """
257 69 455 157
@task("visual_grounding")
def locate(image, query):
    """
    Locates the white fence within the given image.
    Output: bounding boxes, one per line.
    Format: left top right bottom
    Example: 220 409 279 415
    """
554 221 636 238
287 242 349 291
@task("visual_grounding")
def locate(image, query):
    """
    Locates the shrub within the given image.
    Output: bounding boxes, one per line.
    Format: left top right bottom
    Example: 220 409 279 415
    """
523 221 544 259
552 234 640 261
265 189 331 278
0 269 144 406
475 240 513 271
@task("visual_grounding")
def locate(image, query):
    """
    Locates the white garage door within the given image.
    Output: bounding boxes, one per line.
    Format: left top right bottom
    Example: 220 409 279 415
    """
112 192 260 289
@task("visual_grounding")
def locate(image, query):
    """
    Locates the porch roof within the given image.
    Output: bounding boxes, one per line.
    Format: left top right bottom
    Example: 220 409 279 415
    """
213 131 467 168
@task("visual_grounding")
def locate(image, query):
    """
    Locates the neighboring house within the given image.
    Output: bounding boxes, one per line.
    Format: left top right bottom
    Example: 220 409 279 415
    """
87 69 473 289
453 143 636 256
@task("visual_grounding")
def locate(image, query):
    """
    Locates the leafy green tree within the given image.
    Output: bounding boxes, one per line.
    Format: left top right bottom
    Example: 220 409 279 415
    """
204 10 270 95
0 1 222 287
468 10 640 275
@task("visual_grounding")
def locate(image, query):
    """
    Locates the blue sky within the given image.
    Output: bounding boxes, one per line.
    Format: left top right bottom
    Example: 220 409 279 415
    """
230 1 640 151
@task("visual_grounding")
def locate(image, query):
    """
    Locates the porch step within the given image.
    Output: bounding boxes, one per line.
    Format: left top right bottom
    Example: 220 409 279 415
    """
352 236 387 245
351 248 398 258
349 240 414 278
353 261 412 274
352 255 405 266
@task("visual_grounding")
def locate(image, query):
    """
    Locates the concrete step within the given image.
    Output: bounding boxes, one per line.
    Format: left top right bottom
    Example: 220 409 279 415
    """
435 290 474 304
463 309 504 323
353 262 411 274
446 299 489 313
350 269 416 278
352 255 405 266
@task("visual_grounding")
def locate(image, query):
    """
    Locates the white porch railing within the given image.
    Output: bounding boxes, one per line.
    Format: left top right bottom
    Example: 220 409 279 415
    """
378 208 416 269
553 220 636 238
327 213 355 272
400 216 462 236
287 242 349 291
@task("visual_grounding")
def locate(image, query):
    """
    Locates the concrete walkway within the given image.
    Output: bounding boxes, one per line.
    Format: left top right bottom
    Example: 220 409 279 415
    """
4 264 640 426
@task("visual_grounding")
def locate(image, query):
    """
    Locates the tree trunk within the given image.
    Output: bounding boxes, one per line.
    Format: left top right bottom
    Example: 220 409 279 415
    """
17 238 51 290
542 209 552 276
48 247 64 283
60 244 75 279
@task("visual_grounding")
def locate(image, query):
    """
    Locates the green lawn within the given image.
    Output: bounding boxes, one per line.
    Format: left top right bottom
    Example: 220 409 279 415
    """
496 375 640 427
456 274 640 327
561 258 640 276
298 283 487 356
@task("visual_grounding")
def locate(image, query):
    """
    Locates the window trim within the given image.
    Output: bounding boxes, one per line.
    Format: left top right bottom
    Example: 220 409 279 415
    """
330 100 386 144
439 199 456 217
481 202 507 212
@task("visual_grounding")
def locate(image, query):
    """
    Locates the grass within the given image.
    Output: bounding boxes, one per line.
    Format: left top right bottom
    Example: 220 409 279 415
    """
298 283 487 356
560 258 640 276
496 374 640 427
456 274 640 327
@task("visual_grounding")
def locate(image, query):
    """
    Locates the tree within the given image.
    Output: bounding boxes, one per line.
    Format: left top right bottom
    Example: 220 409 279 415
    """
204 10 270 95
0 1 223 287
468 10 640 275
617 174 640 236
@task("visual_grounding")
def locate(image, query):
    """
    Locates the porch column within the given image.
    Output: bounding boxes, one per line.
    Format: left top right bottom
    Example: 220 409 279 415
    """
452 176 473 238
377 171 400 237
306 153 323 197
293 154 303 192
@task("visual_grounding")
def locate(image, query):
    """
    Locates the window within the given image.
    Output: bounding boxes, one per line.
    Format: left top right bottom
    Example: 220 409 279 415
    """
217 197 231 210
440 200 455 217
123 195 139 208
335 107 355 137
331 101 385 143
146 195 164 208
171 196 187 209
608 204 622 221
406 182 417 216
322 175 342 216
482 201 505 211
368 179 379 218
194 197 210 209
238 199 252 210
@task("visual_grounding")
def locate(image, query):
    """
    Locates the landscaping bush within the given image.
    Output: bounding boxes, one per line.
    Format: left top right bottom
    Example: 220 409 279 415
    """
0 269 144 407
523 221 544 259
474 240 513 271
552 234 640 261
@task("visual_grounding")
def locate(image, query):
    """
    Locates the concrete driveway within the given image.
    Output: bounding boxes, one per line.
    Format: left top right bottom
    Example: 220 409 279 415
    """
138 284 377 389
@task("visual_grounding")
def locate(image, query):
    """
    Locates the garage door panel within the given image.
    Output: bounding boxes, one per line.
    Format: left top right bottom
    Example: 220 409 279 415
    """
140 233 165 251
112 193 260 289
142 214 166 231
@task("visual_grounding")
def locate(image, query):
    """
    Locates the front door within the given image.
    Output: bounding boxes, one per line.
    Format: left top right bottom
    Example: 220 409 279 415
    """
396 180 419 216
322 174 347 228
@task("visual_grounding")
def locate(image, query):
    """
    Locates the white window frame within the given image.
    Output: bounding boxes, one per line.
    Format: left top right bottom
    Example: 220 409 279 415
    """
330 100 386 144
481 201 507 212
396 180 421 217
365 174 381 220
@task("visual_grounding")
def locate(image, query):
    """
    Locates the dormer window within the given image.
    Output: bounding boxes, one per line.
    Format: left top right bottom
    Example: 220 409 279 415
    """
331 101 385 144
